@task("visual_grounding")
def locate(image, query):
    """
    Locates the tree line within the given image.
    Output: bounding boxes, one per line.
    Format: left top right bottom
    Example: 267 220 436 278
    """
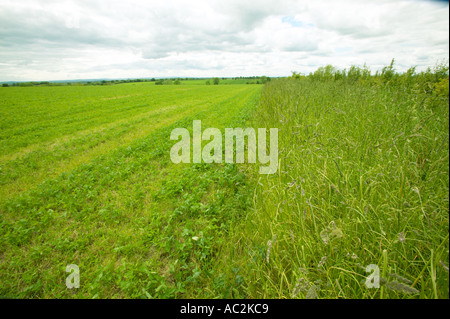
291 59 449 96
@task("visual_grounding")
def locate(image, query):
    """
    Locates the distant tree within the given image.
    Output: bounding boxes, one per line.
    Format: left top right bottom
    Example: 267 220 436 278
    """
174 79 181 85
381 58 396 83
213 77 220 85
205 80 211 85
2 83 8 87
313 65 336 80
291 72 305 80
348 65 362 82
260 76 271 84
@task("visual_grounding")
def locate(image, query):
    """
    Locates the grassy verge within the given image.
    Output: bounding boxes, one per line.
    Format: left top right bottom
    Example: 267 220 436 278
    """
223 77 449 299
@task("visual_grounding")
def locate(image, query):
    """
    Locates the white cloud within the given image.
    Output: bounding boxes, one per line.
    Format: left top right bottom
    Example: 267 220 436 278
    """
0 0 448 81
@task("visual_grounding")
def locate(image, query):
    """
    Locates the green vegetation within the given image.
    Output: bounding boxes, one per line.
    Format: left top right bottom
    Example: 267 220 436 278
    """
0 82 261 298
226 61 449 298
1 76 271 88
0 61 448 299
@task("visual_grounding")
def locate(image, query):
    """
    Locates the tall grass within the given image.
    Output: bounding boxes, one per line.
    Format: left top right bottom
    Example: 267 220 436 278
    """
224 63 449 298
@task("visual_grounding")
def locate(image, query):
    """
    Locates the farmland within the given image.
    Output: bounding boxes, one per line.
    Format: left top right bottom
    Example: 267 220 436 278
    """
0 82 262 298
0 66 448 299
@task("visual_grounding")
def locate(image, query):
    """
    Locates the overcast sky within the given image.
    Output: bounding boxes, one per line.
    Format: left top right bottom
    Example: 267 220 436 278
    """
0 0 448 81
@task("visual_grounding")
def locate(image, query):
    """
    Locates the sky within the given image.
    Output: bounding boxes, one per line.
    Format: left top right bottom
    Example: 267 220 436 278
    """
0 0 448 81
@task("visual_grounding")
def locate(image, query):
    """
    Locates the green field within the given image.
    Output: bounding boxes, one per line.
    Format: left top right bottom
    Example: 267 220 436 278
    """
0 67 448 299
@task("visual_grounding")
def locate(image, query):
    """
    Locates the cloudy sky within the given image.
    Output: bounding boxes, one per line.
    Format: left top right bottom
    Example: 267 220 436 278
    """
0 0 448 81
